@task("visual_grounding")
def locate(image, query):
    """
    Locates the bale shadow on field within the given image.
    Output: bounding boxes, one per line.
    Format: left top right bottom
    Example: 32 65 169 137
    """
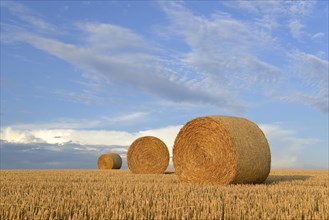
164 171 175 175
265 175 312 184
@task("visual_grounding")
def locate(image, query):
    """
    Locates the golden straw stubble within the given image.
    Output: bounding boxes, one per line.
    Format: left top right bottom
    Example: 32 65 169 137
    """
97 153 122 169
1 169 327 220
173 116 271 184
127 136 169 174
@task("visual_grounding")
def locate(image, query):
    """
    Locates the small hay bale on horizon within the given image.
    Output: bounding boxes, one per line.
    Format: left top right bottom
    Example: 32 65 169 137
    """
127 136 169 174
97 153 122 170
173 115 271 185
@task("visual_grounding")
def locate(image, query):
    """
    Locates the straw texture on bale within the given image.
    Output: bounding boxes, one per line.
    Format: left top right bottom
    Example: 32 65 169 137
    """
97 153 122 169
173 116 271 184
127 136 169 174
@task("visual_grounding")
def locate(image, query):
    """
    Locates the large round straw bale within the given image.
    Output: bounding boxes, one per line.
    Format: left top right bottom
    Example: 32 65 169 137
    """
173 116 271 184
127 136 169 174
97 153 122 169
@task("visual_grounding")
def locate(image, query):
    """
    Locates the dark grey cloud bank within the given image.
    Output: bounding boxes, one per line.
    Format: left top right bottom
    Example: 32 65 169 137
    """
0 141 128 169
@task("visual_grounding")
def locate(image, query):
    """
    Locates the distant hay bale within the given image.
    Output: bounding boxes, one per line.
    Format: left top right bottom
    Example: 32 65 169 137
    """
97 153 122 169
127 136 169 174
173 116 271 184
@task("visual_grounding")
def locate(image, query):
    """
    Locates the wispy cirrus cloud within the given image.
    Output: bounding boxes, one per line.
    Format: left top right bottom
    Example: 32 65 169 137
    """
81 22 152 52
1 1 57 33
289 19 304 39
275 51 329 113
1 1 246 112
159 2 280 98
53 89 109 105
2 111 150 131
1 1 327 114
159 1 328 113
222 0 316 39
8 27 244 111
311 32 325 40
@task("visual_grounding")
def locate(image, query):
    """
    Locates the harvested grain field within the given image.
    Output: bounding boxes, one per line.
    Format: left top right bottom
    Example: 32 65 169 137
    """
0 169 328 220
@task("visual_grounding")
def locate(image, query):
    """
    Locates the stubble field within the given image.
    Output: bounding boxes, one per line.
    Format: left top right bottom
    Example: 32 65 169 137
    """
0 169 328 220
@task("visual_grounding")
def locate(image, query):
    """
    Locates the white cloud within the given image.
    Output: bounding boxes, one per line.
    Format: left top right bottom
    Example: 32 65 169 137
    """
311 32 325 40
161 2 262 52
102 112 150 124
286 1 316 17
2 2 248 112
222 1 316 20
288 19 304 39
53 89 108 105
0 124 182 168
260 123 320 168
81 22 151 52
1 127 42 144
110 147 128 153
2 121 323 168
254 15 280 32
291 51 329 85
7 31 243 111
0 125 182 152
1 1 327 114
222 0 316 39
5 112 150 130
164 0 327 113
139 125 183 156
1 127 133 146
1 1 57 33
277 51 329 113
160 1 280 101
221 1 284 16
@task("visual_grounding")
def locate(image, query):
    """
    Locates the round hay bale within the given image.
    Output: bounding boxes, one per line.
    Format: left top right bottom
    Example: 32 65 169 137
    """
97 153 122 169
127 136 169 174
173 116 271 184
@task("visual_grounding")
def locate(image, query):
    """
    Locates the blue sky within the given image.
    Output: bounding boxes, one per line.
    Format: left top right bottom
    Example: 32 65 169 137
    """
1 1 328 169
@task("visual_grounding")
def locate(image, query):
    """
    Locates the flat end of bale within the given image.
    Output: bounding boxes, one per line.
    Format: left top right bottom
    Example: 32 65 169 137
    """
173 115 271 184
127 136 169 174
173 116 237 184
